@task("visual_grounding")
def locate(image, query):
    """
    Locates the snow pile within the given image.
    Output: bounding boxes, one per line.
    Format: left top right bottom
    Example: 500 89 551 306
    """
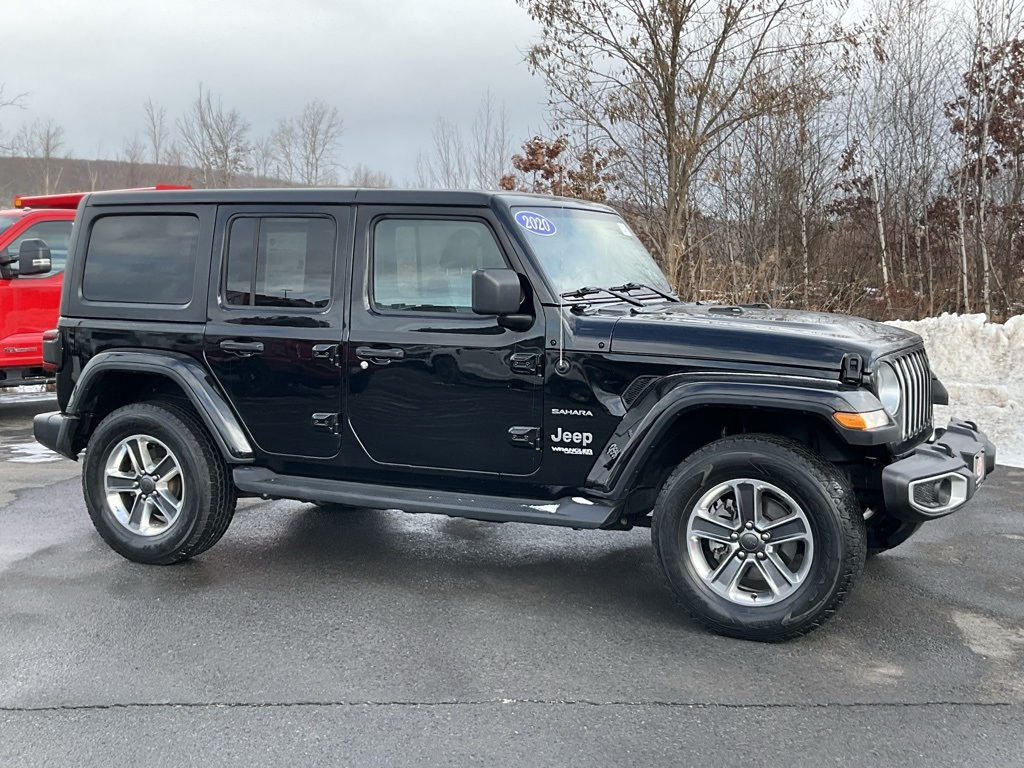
886 313 1023 468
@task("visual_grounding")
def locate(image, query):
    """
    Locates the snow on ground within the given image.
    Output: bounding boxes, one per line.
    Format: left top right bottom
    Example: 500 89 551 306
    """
887 313 1023 468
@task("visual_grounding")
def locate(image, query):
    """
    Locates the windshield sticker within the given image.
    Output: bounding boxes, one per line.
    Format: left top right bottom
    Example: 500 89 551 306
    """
515 211 557 237
617 223 632 237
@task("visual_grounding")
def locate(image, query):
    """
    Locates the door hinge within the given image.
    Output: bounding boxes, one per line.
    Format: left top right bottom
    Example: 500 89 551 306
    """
510 352 540 375
313 343 340 365
312 412 340 434
508 426 541 450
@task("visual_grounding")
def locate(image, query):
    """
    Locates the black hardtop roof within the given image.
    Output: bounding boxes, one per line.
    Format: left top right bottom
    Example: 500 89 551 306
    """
83 187 617 213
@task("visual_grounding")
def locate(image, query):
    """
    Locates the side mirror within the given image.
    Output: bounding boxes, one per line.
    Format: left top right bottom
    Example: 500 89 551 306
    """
472 268 523 315
17 239 52 276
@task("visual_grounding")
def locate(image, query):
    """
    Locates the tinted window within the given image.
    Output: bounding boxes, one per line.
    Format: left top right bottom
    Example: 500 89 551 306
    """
372 219 506 313
11 220 73 275
83 215 199 304
224 217 335 310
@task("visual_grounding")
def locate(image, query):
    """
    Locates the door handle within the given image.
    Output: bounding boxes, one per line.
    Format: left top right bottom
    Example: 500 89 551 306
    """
220 339 265 357
356 346 405 364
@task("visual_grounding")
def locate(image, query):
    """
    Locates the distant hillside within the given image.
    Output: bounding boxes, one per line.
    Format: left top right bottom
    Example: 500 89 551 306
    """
0 157 285 206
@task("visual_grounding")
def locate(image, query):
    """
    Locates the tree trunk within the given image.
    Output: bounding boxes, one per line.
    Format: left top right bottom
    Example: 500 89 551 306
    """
956 193 971 313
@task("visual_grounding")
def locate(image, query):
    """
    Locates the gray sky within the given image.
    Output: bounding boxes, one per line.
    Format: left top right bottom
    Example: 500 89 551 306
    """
3 0 550 184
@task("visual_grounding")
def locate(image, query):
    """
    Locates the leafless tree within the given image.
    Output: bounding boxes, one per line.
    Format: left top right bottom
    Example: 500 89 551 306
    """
15 117 66 194
0 84 28 155
176 85 252 188
948 0 1024 316
271 99 343 186
417 115 470 188
417 92 513 189
143 98 170 165
470 90 512 189
345 163 394 188
250 134 278 182
518 0 853 292
117 134 148 188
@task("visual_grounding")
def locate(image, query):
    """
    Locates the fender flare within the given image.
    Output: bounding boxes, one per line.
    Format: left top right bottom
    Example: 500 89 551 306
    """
66 349 254 462
588 377 895 497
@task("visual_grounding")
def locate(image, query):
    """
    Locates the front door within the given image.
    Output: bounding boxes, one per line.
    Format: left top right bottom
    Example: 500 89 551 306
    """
345 206 545 481
204 205 349 460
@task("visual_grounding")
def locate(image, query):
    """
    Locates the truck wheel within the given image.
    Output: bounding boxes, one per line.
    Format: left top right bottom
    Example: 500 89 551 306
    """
651 435 865 641
82 402 237 564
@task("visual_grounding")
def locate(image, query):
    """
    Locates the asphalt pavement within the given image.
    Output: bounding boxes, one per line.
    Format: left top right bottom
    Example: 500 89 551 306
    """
1 393 1022 767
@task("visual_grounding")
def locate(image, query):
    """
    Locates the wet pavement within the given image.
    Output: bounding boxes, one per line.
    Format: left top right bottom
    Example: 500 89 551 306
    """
1 393 1022 766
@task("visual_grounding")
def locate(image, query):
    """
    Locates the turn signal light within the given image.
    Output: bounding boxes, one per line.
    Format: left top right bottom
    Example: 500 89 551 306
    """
832 410 890 430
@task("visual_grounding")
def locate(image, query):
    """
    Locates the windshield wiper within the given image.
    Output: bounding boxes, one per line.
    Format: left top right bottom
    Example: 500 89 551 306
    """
560 286 644 307
608 282 679 302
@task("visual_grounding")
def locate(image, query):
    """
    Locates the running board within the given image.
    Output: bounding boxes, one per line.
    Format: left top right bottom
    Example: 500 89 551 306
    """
232 467 619 529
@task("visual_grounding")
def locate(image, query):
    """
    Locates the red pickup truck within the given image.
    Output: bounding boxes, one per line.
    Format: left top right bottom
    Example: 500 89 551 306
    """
0 193 77 387
0 186 188 387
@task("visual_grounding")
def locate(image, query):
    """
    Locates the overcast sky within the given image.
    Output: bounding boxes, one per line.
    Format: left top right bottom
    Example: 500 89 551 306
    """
2 0 551 184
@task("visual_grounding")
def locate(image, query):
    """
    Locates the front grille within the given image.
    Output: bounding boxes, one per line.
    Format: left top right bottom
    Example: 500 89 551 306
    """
888 348 933 442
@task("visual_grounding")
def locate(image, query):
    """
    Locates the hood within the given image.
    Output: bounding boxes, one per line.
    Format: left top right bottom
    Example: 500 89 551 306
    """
606 303 921 373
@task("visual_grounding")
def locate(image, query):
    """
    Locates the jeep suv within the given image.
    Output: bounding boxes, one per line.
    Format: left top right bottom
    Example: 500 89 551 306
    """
34 188 995 641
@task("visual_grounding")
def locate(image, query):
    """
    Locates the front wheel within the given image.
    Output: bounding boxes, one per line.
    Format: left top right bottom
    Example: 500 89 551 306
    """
651 435 865 641
82 402 237 564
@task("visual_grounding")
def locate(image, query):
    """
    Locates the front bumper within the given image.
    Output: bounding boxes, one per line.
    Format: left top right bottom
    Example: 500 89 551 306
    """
881 419 996 522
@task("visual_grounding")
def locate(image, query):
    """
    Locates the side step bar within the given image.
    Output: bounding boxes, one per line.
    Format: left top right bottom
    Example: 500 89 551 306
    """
232 467 620 529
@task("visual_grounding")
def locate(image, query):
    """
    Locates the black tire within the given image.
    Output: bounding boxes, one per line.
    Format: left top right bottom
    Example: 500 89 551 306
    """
651 434 865 641
865 513 923 558
82 402 237 565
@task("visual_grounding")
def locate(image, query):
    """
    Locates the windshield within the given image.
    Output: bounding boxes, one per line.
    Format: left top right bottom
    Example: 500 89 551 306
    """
511 206 671 297
0 215 19 237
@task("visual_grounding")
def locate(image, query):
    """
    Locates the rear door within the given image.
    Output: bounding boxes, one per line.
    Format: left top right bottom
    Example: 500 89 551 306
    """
204 205 350 461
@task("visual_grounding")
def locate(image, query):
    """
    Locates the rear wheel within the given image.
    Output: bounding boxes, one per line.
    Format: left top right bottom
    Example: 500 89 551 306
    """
652 435 865 641
82 402 236 564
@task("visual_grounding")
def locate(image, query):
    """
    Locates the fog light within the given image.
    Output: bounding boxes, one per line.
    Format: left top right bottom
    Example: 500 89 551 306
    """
909 473 968 515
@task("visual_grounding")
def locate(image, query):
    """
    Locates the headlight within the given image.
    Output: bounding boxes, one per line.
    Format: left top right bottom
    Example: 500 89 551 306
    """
874 363 902 416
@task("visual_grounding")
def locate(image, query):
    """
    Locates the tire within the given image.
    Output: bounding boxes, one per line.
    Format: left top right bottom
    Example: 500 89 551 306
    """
82 402 237 565
651 434 866 641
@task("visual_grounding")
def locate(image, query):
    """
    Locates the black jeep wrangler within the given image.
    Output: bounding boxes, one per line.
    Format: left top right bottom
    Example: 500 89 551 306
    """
34 188 995 641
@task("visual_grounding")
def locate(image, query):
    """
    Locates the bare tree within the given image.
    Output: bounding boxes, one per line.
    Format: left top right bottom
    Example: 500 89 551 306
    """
250 134 278 182
417 92 513 189
117 134 148 188
0 84 28 155
470 90 512 189
16 117 66 194
948 0 1024 316
143 98 170 165
271 99 343 186
417 115 470 188
176 85 252 188
345 163 394 188
518 0 853 292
